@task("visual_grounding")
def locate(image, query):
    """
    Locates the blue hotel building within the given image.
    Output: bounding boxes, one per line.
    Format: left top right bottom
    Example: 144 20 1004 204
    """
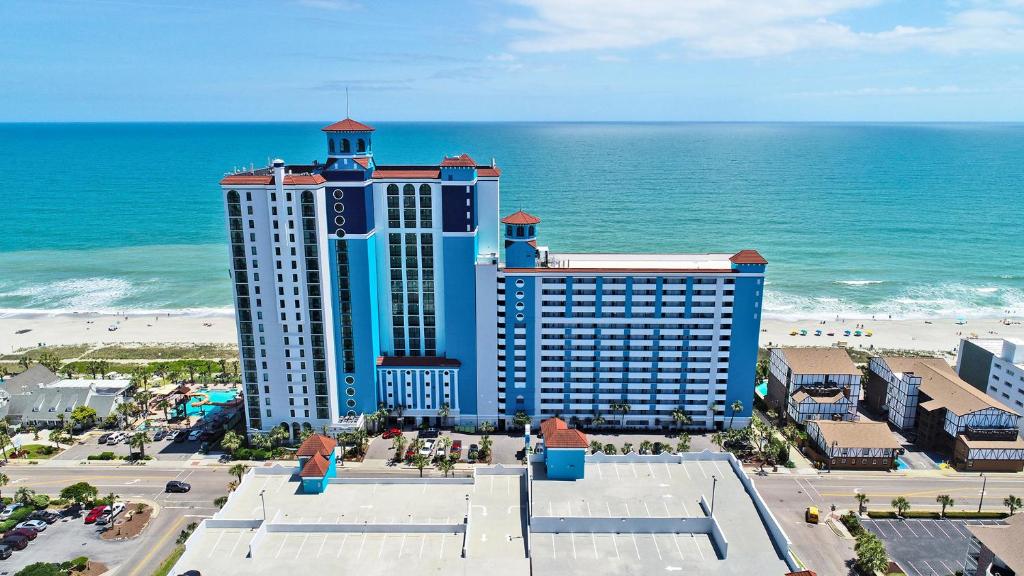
221 119 767 439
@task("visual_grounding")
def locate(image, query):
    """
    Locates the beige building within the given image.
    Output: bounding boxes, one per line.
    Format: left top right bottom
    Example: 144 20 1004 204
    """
804 419 901 470
767 348 861 425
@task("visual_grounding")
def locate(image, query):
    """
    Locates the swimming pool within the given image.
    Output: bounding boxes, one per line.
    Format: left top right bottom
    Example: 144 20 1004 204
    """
180 388 239 417
896 457 911 470
756 382 768 397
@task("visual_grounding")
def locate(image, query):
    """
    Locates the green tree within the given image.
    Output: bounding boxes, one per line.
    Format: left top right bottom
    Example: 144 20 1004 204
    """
15 487 36 505
671 407 692 431
676 433 691 454
639 440 654 454
269 424 290 447
220 430 243 455
128 431 151 459
60 482 99 506
70 405 98 430
250 432 271 450
591 413 607 428
936 494 954 518
14 562 64 576
891 496 910 517
621 442 634 454
412 453 430 477
438 403 452 428
36 351 63 374
213 495 229 509
392 433 406 461
229 464 249 484
854 532 889 574
855 492 869 514
590 440 603 454
603 443 618 454
729 400 744 429
710 432 725 452
1004 494 1022 516
0 473 8 502
609 401 631 428
512 410 531 430
435 456 455 477
18 356 32 370
750 417 774 473
156 398 171 422
49 426 71 450
115 401 134 429
755 358 770 383
478 435 493 463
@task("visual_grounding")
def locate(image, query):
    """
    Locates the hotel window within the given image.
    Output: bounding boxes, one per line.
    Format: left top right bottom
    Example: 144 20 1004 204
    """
341 139 350 153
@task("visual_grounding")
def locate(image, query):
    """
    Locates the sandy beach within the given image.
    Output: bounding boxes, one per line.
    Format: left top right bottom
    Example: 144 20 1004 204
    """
3 310 1024 357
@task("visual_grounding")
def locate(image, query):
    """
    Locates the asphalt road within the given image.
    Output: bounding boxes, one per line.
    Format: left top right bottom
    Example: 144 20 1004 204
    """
753 471 1024 575
1 464 230 576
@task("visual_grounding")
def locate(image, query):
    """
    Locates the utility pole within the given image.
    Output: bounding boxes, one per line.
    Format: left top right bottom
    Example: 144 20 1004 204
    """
711 475 718 516
259 489 267 521
978 473 987 513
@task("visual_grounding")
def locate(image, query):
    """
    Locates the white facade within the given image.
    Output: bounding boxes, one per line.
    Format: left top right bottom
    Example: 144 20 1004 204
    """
958 338 1024 432
767 348 861 425
868 357 921 430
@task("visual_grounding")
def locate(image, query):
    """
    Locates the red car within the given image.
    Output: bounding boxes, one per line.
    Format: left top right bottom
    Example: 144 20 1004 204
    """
3 528 37 541
382 428 402 440
84 505 109 524
451 440 463 457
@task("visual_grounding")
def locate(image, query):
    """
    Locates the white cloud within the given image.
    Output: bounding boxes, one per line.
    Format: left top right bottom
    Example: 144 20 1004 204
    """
505 0 1024 58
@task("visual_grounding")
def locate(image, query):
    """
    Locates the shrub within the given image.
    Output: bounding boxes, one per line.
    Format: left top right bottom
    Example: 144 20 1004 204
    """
31 494 50 508
840 511 864 536
87 452 118 461
945 511 1008 519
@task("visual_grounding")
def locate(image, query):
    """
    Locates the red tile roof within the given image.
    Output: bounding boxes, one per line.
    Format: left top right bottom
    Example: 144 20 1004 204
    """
299 452 331 478
220 174 326 186
540 417 589 449
352 157 371 169
501 210 541 225
322 118 375 132
376 356 461 368
440 153 476 167
478 167 501 177
730 249 767 265
297 433 337 458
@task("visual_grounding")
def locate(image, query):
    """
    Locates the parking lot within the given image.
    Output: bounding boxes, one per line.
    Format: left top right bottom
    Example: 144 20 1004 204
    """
364 429 528 465
54 430 204 462
0 509 150 574
861 517 1005 576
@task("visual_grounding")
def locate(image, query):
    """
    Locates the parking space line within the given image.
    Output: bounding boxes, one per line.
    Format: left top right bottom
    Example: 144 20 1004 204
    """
591 534 598 559
696 461 708 479
378 534 388 559
673 534 684 560
664 462 673 480
682 463 691 480
614 464 621 480
336 534 349 558
931 520 950 538
275 534 289 559
630 534 641 559
357 533 367 560
651 534 663 560
921 559 938 575
904 561 923 576
440 533 446 559
612 534 620 559
940 560 955 574
631 463 638 478
551 534 556 559
946 520 968 538
643 501 652 517
209 530 226 557
692 534 705 561
399 534 406 558
915 520 934 537
903 520 919 537
294 534 310 559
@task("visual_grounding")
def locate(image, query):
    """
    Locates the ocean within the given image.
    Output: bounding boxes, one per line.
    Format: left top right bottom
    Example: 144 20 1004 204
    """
1 122 1022 320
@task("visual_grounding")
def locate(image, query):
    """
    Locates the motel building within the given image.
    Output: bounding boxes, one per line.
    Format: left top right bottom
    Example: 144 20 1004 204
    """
219 118 767 438
804 419 901 471
865 356 1024 472
766 347 861 425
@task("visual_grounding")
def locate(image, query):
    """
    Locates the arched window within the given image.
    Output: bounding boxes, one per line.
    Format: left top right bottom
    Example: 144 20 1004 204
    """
301 191 313 202
227 190 239 203
290 422 300 440
419 183 431 196
387 184 399 194
506 225 512 236
403 184 415 195
517 226 525 238
357 138 366 153
329 139 335 154
341 139 351 153
528 225 535 236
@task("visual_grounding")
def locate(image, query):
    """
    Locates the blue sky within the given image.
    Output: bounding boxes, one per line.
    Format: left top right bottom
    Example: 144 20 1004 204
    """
3 0 1024 121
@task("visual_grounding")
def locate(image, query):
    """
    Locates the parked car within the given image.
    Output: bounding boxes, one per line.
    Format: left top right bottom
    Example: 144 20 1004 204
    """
97 502 125 526
435 441 447 458
0 543 12 559
174 430 190 443
1 535 28 551
419 439 435 456
451 440 463 457
28 510 60 524
106 433 123 445
404 447 416 461
153 429 166 441
15 520 47 533
381 428 401 439
468 444 479 463
166 480 191 493
421 428 439 439
164 430 179 441
3 528 37 541
177 571 201 576
84 505 110 524
97 433 111 444
187 429 202 442
0 504 23 521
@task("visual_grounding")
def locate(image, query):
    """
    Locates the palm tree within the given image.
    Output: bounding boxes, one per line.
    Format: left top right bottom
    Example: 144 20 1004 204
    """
213 495 229 509
15 487 35 505
671 407 692 432
221 430 242 455
639 440 654 454
478 435 493 463
156 398 171 422
936 494 954 518
891 496 910 518
609 401 631 429
392 434 406 461
855 492 870 514
1004 494 1022 516
116 401 134 429
591 414 607 429
438 403 451 429
676 433 691 453
0 432 10 461
412 454 429 477
229 464 249 484
729 400 744 429
710 432 725 452
0 473 8 502
435 456 455 478
129 431 151 459
589 440 603 454
621 442 633 454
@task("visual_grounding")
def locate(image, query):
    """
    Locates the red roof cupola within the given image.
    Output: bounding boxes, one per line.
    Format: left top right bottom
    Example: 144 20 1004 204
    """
440 153 477 167
501 210 541 225
321 118 375 132
540 417 589 449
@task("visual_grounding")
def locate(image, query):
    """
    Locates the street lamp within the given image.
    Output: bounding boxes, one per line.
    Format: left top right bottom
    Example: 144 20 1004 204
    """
829 440 838 473
259 489 267 522
711 475 718 516
977 473 987 513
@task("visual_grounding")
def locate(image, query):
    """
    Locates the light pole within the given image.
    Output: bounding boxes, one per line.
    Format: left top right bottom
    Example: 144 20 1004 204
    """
259 489 267 522
711 475 718 516
829 440 838 473
978 473 987 513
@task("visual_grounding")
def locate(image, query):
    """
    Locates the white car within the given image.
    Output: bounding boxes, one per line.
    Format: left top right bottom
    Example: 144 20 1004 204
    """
0 504 23 520
16 519 47 532
419 439 434 456
106 432 124 445
435 441 447 458
187 429 202 441
97 502 125 527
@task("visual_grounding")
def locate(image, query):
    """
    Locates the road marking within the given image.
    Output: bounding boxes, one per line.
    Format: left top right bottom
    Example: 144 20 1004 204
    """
439 533 446 558
125 515 186 576
931 520 951 538
939 560 955 574
378 534 387 558
673 534 685 560
357 533 367 559
209 529 226 557
643 501 652 517
316 534 328 558
591 533 598 559
275 534 289 559
682 463 691 480
631 534 641 559
336 533 349 558
915 520 934 537
611 534 620 559
419 534 427 558
692 534 705 561
903 520 919 537
921 559 938 575
570 533 577 559
295 534 310 559
696 461 708 479
794 479 815 503
664 462 673 480
551 534 556 559
652 534 663 560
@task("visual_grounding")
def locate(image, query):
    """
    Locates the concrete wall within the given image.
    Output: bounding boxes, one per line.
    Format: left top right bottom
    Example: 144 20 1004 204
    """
205 519 264 529
328 476 474 485
266 522 464 534
531 516 728 560
545 447 585 479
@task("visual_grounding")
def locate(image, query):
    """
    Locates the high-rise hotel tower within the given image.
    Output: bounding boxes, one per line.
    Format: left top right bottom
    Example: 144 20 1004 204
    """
221 119 766 438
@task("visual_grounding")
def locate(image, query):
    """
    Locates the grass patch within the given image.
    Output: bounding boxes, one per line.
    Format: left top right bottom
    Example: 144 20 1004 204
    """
11 444 60 459
150 544 185 576
867 509 1009 520
0 344 91 361
83 344 238 360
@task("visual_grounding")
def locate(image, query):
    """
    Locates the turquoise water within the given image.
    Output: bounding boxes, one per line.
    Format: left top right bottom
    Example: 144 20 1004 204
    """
1 122 1023 320
182 389 239 417
756 382 768 397
896 457 911 470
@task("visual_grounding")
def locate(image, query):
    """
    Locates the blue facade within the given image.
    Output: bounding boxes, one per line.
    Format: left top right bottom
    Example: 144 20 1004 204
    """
300 456 337 494
725 262 766 424
442 235 479 415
